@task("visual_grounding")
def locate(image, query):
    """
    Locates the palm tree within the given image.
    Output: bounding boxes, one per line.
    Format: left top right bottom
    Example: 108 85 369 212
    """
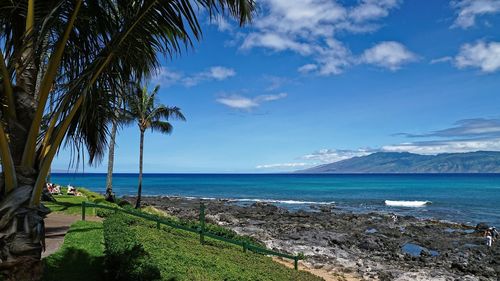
0 1 254 279
126 84 185 209
105 99 130 202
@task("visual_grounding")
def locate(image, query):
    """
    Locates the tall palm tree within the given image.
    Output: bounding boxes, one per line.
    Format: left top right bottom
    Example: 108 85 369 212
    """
0 1 254 279
126 84 185 209
105 99 130 202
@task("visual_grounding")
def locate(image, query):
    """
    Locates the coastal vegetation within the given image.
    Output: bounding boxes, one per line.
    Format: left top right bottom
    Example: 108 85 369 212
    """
42 189 321 281
0 1 254 279
42 221 105 281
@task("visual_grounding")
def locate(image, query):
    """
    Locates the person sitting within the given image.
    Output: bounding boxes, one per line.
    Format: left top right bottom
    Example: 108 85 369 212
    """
67 185 77 196
52 184 61 195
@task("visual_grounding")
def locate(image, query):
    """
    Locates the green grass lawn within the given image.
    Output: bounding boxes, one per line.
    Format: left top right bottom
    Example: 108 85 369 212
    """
44 188 111 216
42 190 323 281
134 224 323 281
42 221 105 281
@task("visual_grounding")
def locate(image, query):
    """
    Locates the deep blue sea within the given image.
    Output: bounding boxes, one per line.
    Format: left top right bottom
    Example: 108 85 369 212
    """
51 173 500 226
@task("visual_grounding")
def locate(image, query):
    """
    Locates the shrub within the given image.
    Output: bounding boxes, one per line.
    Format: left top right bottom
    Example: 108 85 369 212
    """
141 207 263 247
103 214 161 281
95 208 114 218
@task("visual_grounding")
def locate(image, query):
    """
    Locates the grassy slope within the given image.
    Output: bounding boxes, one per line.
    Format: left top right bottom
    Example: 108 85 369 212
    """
135 224 322 281
43 190 323 280
42 221 105 281
44 188 110 215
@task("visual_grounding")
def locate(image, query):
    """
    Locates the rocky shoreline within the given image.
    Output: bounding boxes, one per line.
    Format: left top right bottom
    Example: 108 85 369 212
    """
125 196 500 281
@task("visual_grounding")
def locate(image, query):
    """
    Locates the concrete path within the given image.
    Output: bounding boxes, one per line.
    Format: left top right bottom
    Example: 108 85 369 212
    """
43 213 101 258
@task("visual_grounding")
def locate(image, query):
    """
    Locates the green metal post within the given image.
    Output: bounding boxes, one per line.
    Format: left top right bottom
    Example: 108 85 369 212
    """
81 202 86 221
199 202 205 244
157 220 160 229
294 257 298 270
243 242 247 253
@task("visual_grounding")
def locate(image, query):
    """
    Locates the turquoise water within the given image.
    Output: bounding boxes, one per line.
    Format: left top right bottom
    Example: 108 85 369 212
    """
51 173 500 226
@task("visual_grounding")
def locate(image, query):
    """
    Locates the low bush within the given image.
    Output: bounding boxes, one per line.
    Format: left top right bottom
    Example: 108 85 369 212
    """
103 213 161 281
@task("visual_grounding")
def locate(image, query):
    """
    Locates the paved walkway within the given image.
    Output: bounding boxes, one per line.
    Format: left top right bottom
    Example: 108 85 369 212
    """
43 213 101 258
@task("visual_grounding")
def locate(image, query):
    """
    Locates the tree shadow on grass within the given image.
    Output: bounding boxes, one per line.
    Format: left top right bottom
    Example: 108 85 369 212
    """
42 247 104 281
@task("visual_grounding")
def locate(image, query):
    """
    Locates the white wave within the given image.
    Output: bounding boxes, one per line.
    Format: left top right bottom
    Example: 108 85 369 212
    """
184 196 217 200
234 198 335 205
146 195 334 205
385 200 431 207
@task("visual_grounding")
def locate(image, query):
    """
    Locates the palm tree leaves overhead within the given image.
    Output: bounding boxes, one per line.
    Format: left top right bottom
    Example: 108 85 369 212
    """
0 0 254 275
0 0 254 167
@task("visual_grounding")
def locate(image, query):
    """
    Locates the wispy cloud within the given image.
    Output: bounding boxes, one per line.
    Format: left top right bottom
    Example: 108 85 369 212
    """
360 41 418 70
297 118 500 167
232 0 411 75
451 0 500 29
216 93 288 109
264 75 292 91
430 56 453 64
256 162 312 169
302 148 376 163
382 138 500 154
398 118 500 138
384 118 500 154
152 66 236 87
454 41 500 73
211 16 233 32
297 64 318 74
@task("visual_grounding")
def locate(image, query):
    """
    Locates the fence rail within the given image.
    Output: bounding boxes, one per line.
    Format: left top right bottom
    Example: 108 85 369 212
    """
81 201 302 270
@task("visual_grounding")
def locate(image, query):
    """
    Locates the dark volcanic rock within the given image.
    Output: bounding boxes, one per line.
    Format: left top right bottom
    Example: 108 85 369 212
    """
131 195 500 281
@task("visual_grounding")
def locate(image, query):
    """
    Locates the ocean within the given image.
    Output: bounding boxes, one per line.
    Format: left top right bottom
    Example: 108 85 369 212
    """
50 173 500 226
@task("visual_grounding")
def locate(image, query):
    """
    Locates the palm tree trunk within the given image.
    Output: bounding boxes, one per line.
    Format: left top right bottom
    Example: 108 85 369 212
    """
135 129 144 209
0 170 49 281
105 119 118 202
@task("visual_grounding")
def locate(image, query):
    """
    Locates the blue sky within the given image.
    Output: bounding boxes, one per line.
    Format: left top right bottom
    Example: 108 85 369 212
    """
53 0 500 173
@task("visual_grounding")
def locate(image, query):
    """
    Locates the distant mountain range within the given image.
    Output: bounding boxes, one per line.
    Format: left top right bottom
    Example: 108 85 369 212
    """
297 151 500 173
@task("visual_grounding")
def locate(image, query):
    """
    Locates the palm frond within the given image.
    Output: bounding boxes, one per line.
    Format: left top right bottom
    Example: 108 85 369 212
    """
149 120 173 134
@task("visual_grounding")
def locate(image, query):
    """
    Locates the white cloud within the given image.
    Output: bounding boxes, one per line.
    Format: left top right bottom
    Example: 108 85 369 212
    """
216 95 259 109
213 16 233 32
297 64 318 74
286 118 500 169
360 41 417 70
452 0 500 29
382 138 500 154
151 66 236 87
384 118 500 154
233 0 403 75
207 66 236 80
350 0 399 22
150 67 183 86
454 41 500 72
241 33 313 55
256 162 311 169
256 93 288 102
264 75 291 91
302 148 375 163
430 56 453 64
216 93 288 109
